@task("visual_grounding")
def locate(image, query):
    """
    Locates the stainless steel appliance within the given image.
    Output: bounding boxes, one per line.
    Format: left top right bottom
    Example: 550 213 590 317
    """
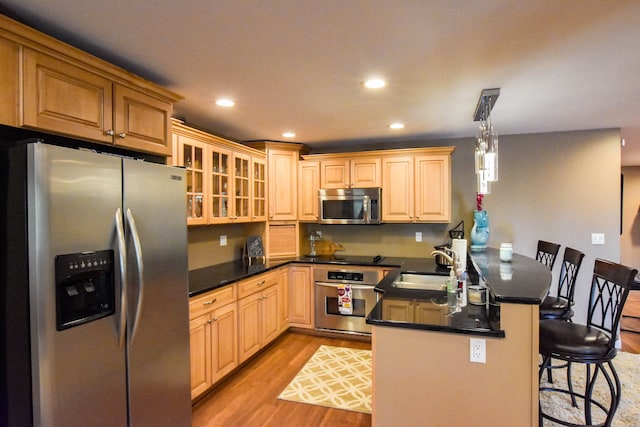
318 187 381 224
314 267 380 335
1 141 191 426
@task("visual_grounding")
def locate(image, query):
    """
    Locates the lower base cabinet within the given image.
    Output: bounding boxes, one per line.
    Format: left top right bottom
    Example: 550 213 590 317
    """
288 265 313 328
189 302 238 400
189 267 292 399
238 283 280 363
189 284 238 400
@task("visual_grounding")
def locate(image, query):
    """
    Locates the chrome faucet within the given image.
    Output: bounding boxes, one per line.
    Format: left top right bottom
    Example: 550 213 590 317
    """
430 248 460 268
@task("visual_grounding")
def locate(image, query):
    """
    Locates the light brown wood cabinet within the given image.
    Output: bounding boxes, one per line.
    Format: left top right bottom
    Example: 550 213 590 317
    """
237 272 282 363
414 155 451 222
298 161 320 222
175 133 207 225
23 48 174 156
304 147 453 224
381 156 414 222
288 265 314 328
382 150 453 223
277 267 290 331
173 120 266 226
267 147 299 220
0 15 181 157
0 37 20 126
252 157 267 222
188 285 238 400
247 142 306 258
320 158 381 188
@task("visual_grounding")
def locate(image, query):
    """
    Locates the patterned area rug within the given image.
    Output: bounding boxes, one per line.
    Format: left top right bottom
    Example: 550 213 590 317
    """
540 351 640 426
277 345 372 414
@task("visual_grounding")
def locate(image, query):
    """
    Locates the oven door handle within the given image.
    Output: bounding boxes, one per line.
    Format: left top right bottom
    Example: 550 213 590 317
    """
315 281 374 291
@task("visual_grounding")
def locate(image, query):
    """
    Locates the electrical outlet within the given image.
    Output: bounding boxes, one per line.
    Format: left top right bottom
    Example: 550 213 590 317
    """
470 338 486 363
220 235 227 246
415 232 422 242
591 233 605 245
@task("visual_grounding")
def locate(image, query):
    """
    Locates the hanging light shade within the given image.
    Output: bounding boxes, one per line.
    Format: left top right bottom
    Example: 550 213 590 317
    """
473 88 500 194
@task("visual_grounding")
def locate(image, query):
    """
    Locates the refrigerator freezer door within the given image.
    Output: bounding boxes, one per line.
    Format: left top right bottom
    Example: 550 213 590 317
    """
28 144 128 427
122 159 191 426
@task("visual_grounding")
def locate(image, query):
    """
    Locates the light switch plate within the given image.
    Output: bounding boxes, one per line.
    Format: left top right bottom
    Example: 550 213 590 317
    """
591 233 605 245
415 232 422 242
220 235 227 246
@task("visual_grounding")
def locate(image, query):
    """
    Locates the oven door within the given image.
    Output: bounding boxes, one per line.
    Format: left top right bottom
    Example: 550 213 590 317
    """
314 281 377 334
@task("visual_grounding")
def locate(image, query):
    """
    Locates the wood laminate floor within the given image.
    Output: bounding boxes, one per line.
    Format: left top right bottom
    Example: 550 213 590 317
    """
621 289 640 354
191 332 372 427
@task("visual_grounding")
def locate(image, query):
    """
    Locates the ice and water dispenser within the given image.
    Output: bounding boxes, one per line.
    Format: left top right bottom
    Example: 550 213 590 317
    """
55 250 116 330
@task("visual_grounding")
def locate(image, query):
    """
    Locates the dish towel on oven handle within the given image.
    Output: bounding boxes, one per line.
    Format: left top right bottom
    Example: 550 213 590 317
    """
337 284 353 315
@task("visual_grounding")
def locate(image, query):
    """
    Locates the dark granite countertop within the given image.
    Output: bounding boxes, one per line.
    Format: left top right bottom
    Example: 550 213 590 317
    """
188 255 428 297
468 247 552 304
366 247 552 337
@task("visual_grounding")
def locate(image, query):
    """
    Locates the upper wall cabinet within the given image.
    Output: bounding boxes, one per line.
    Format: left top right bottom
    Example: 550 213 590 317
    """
0 15 182 157
172 120 266 226
305 147 455 224
319 157 381 189
298 160 320 222
381 150 453 223
247 142 307 221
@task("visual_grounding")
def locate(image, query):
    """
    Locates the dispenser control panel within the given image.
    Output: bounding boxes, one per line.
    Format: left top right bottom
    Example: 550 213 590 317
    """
55 250 115 331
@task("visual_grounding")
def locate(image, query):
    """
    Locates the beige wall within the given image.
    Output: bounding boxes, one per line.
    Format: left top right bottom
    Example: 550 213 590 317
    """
187 224 249 270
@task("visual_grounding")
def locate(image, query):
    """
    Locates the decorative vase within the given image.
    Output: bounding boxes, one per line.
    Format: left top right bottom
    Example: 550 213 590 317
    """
470 209 490 252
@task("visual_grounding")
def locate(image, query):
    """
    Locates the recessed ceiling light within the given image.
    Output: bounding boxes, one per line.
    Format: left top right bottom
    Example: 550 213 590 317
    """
363 78 386 89
282 132 296 138
216 99 235 107
389 123 405 129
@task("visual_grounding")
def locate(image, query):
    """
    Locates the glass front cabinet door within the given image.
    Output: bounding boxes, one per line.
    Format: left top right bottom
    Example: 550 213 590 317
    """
210 146 231 223
179 136 207 226
252 157 267 221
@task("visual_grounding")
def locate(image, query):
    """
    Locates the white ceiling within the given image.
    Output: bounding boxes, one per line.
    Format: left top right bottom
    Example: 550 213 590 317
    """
2 0 640 164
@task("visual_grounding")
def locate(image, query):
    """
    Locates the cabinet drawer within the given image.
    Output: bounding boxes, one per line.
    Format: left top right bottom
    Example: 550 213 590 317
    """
189 285 236 319
237 271 277 299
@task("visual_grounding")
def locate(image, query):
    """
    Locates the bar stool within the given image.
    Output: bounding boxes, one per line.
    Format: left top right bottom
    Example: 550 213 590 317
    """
538 259 637 427
539 247 585 320
539 247 585 386
536 240 561 271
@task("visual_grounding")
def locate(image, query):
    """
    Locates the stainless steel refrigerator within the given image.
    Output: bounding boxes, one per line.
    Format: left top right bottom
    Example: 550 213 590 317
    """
1 141 192 426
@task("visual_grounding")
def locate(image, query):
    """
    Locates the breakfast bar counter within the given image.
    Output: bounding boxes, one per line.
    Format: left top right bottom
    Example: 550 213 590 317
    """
369 248 552 427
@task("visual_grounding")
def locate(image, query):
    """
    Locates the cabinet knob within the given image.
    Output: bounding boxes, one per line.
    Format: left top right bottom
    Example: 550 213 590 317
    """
202 298 217 305
257 280 266 286
117 133 127 139
213 317 218 322
105 129 115 136
207 319 212 324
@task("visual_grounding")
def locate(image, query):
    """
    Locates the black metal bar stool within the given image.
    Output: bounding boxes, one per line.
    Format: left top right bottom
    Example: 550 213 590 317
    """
539 247 585 388
536 240 561 271
539 259 637 427
540 247 585 321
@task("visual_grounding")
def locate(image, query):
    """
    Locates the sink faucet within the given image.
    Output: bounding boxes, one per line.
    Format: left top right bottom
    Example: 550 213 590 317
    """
430 248 459 268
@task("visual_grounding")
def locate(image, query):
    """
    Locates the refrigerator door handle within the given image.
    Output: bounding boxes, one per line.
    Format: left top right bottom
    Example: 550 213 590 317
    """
126 208 145 344
115 208 127 349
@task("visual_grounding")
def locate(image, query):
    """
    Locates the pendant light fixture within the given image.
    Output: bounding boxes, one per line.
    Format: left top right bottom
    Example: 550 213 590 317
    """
473 88 500 194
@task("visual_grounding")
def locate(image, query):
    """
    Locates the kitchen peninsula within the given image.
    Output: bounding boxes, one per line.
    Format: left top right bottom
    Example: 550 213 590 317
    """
368 248 551 427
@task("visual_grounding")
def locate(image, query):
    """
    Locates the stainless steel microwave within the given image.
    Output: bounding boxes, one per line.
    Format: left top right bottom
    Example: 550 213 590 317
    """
318 188 381 224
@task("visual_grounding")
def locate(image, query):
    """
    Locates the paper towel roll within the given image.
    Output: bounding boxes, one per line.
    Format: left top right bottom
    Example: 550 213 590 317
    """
451 238 467 272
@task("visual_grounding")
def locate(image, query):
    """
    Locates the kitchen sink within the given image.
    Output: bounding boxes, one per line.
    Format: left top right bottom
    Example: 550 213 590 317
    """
391 273 449 291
